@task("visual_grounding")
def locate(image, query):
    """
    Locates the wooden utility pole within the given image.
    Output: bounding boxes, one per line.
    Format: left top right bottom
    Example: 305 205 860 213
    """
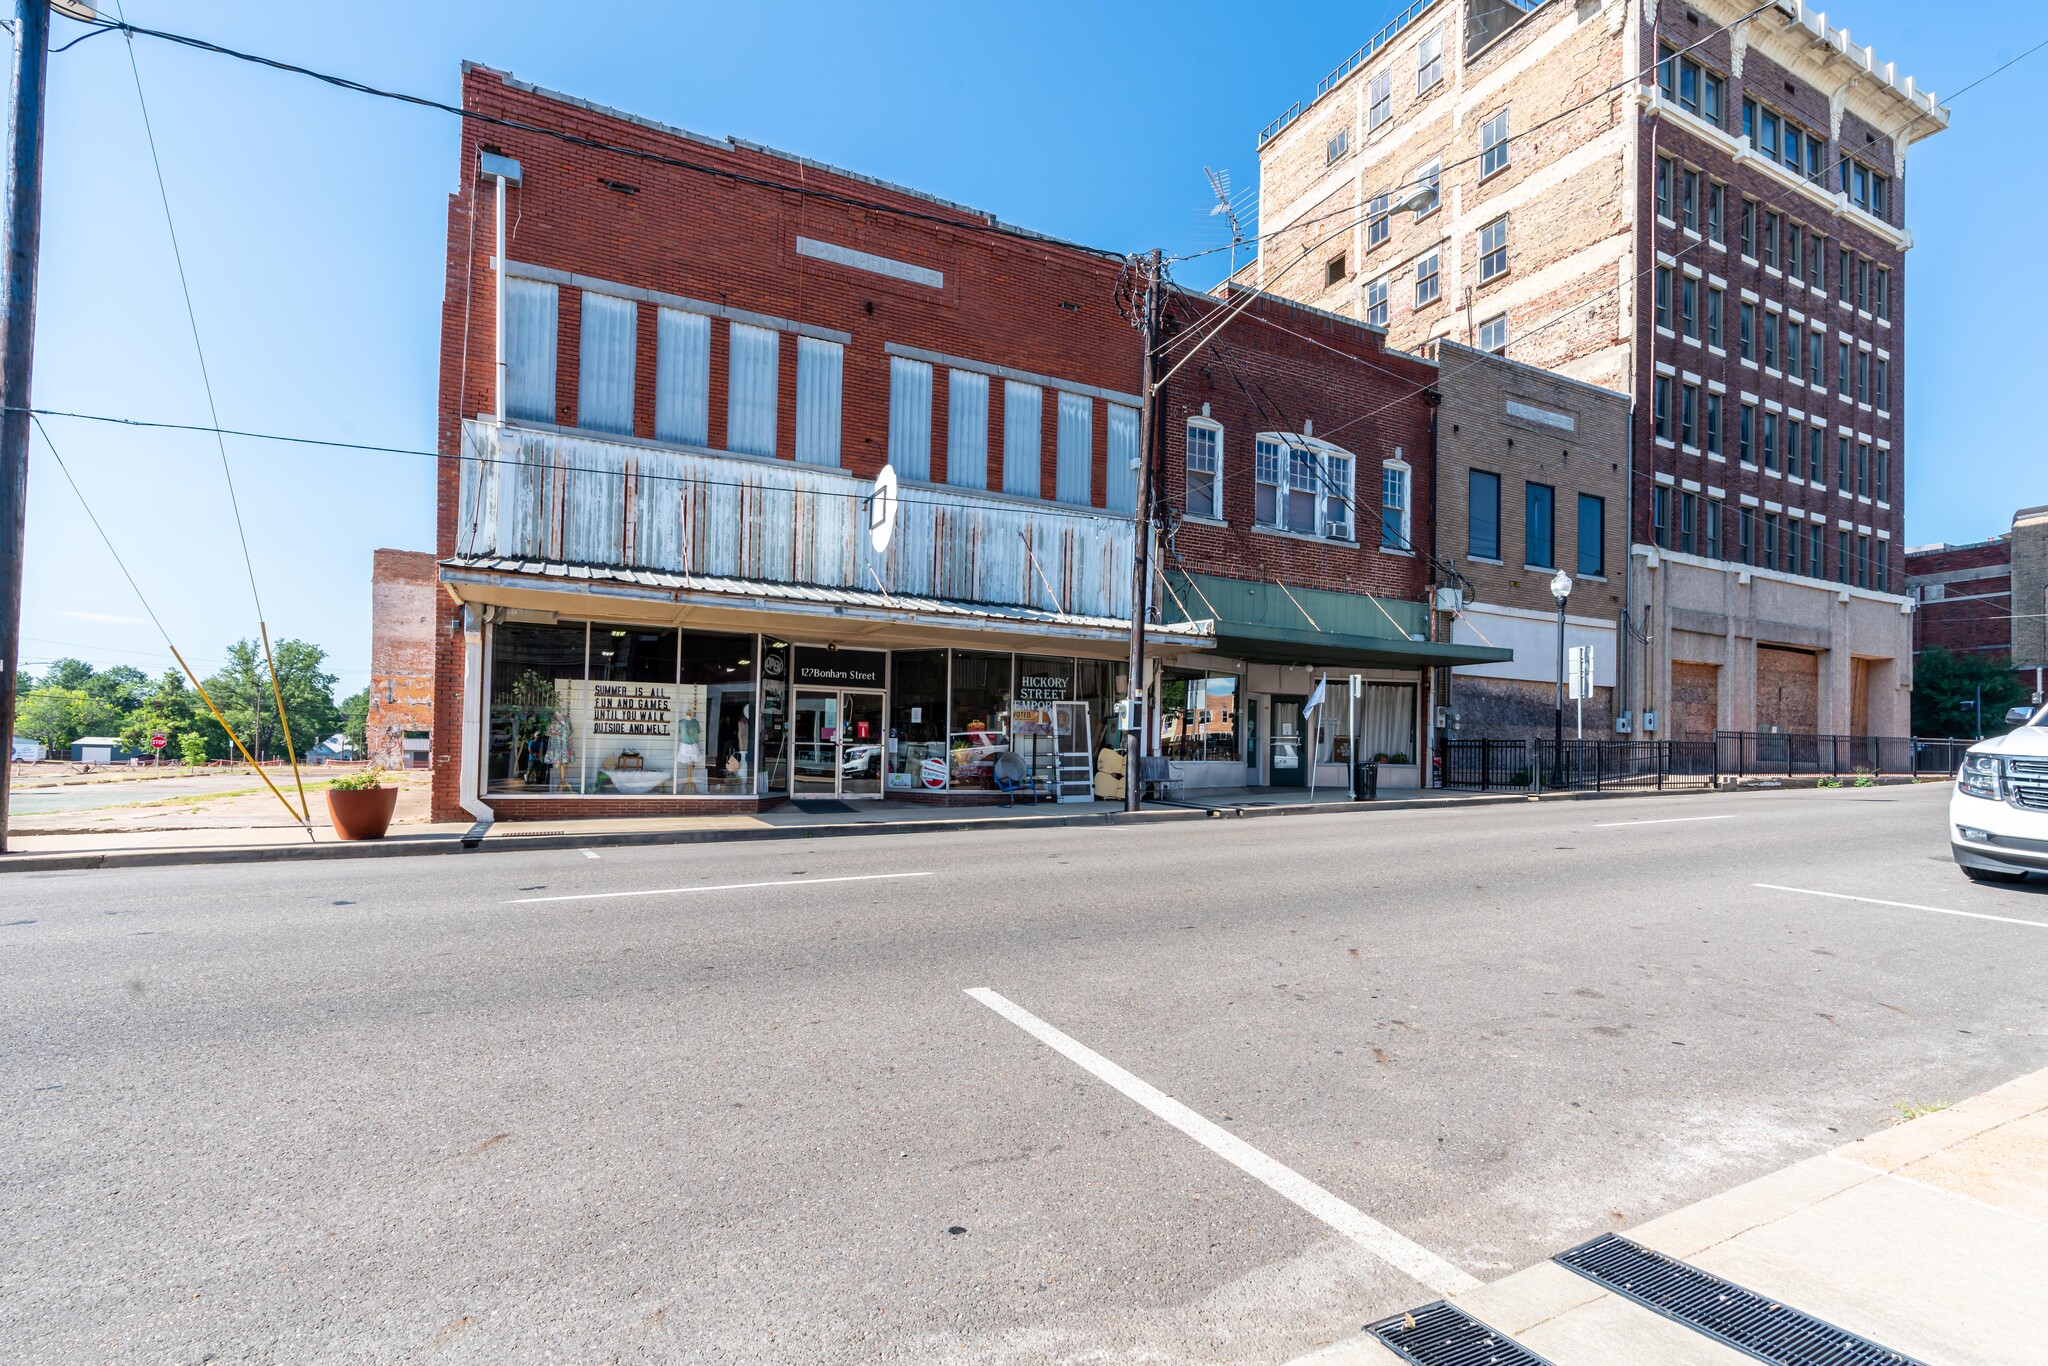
0 0 54 855
1124 250 1161 813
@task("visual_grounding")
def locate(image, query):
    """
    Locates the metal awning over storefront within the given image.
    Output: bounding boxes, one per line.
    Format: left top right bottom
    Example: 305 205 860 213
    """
1161 569 1513 671
442 557 1215 655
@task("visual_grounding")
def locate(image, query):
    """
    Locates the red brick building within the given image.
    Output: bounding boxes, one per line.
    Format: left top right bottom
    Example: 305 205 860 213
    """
428 66 1495 821
1907 506 2048 705
366 549 435 768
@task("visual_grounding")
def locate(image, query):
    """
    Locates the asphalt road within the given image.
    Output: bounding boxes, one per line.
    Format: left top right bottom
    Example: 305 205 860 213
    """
5 783 2045 1364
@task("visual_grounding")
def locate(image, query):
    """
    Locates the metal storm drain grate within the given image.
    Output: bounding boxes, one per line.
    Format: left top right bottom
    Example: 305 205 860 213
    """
1369 1301 1556 1366
1554 1233 1926 1365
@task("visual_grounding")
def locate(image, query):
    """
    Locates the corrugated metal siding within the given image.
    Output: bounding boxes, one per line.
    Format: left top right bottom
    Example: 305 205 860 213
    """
458 420 1137 620
946 369 988 490
795 337 844 467
727 323 779 457
655 307 710 446
504 278 558 423
1003 381 1042 498
888 356 933 480
1055 391 1093 505
577 291 637 435
1106 402 1139 514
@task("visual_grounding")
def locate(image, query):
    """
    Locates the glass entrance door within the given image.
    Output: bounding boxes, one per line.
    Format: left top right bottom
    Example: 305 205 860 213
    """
792 691 840 796
791 689 887 798
1270 696 1306 787
840 692 884 797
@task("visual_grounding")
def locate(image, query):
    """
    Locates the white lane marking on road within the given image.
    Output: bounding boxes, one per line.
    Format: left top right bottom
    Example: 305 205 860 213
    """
1753 883 2048 929
508 872 932 905
965 987 1480 1297
581 850 601 860
1593 814 1741 828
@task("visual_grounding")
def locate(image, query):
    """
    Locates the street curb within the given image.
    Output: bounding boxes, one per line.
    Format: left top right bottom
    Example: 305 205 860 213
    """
0 780 1944 874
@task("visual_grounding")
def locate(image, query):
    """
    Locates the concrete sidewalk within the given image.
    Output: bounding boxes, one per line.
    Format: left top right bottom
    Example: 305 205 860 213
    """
0 781 1727 873
1297 1064 2048 1365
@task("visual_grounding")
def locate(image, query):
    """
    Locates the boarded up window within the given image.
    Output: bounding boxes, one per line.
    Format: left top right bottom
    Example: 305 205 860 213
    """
1105 403 1139 514
1055 392 1093 506
726 323 779 457
795 337 844 467
1002 381 1042 498
504 278 558 423
946 370 989 489
577 292 637 436
888 356 933 480
655 308 710 446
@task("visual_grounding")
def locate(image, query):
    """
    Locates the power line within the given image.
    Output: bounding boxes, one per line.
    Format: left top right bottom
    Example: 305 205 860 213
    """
20 407 1143 528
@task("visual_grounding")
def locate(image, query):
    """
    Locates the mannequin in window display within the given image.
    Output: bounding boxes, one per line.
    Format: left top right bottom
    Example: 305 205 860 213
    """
676 692 704 791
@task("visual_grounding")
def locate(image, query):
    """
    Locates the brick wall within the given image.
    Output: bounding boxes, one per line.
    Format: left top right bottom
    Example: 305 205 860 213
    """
432 65 1148 820
1155 289 1437 601
2013 508 2048 671
1905 538 2011 659
366 548 436 768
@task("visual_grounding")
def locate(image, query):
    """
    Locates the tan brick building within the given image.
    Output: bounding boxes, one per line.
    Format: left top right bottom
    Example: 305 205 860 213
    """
1432 339 1630 740
367 549 436 769
1251 0 1946 738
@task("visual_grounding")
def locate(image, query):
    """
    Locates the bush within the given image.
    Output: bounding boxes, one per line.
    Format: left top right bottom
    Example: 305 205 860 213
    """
1816 776 1842 789
179 733 208 767
327 766 389 792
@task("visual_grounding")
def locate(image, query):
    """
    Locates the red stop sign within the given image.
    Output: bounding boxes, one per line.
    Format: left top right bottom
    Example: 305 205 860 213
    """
150 733 167 749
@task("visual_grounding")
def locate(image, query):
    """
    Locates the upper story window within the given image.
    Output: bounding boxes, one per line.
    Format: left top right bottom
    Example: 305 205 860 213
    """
1365 276 1390 327
1416 27 1444 94
1255 434 1354 541
727 322 780 458
1415 250 1441 307
1380 457 1409 551
1468 469 1501 561
1368 70 1392 131
1872 265 1891 320
1478 216 1508 283
795 337 845 468
1366 192 1391 249
655 307 710 446
1414 158 1441 218
1476 313 1507 354
1479 108 1510 179
1705 180 1724 243
1326 252 1348 289
1524 481 1555 569
1658 43 1724 126
1326 127 1350 165
504 277 559 424
1002 381 1042 499
1841 158 1891 220
577 291 637 436
1655 155 1674 221
1054 391 1093 506
945 369 989 488
1185 418 1222 520
1744 97 1827 183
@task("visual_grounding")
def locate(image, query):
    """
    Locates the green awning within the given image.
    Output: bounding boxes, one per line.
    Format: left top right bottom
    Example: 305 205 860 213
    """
1162 569 1514 671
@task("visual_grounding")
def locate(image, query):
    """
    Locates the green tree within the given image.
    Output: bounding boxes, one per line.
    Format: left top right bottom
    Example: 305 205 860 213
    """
38 658 95 690
178 732 209 767
199 638 340 762
339 687 370 759
120 670 203 758
1912 648 2032 739
16 687 121 754
82 664 148 714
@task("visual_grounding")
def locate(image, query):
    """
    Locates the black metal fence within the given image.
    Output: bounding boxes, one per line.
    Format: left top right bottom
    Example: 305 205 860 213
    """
1439 738 1717 792
1714 732 1972 779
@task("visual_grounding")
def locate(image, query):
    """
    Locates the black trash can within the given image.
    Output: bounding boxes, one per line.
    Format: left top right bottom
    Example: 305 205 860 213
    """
1352 759 1379 801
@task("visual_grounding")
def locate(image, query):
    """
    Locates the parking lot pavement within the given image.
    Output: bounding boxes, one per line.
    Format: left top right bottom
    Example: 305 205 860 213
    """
4 782 2044 1363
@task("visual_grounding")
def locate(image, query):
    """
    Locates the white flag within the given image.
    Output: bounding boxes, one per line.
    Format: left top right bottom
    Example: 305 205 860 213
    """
1304 672 1328 718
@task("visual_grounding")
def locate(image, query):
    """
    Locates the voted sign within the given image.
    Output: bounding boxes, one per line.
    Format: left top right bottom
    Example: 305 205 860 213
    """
149 732 168 750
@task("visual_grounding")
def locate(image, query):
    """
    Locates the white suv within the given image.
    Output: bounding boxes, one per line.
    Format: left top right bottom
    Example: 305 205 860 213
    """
1952 702 2048 883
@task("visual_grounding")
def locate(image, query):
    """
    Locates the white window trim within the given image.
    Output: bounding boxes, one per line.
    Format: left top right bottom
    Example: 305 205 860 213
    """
1185 416 1225 522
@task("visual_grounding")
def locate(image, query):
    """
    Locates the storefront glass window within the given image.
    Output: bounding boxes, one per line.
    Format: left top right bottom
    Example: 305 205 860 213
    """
1073 659 1118 757
682 631 756 795
1013 656 1075 786
1360 683 1417 763
584 626 679 794
1161 669 1240 762
948 650 1011 790
757 640 792 796
487 621 590 795
888 650 949 793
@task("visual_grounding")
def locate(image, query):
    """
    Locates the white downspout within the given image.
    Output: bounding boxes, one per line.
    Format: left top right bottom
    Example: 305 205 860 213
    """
458 603 492 826
494 171 507 420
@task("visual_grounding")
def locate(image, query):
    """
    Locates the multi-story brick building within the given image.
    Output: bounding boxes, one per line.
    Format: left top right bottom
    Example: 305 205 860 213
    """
366 549 435 769
427 65 1495 820
1250 0 1945 738
1907 507 2048 706
1431 339 1631 741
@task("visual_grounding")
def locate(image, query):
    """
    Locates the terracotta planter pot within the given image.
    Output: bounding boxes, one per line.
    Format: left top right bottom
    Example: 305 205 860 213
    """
325 786 398 841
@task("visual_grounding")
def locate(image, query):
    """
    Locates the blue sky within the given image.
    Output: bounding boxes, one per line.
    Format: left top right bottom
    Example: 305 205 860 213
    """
21 0 2043 687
